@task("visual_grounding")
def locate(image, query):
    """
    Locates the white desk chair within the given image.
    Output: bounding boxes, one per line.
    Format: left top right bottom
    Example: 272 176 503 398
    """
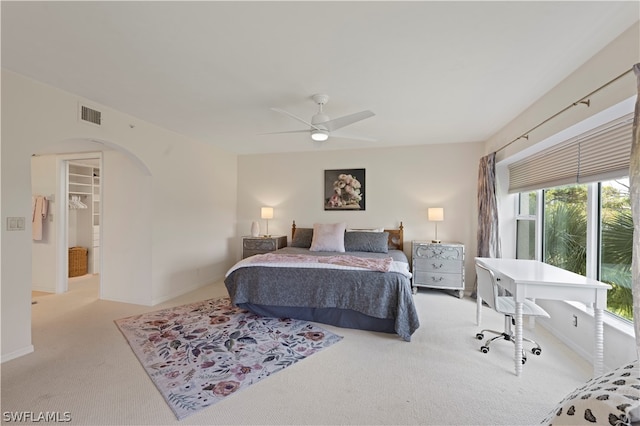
475 262 550 364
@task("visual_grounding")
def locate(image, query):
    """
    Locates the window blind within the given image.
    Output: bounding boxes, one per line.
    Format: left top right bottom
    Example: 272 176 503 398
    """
508 113 634 193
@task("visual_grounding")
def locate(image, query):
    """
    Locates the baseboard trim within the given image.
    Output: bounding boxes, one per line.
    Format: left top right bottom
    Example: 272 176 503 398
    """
31 285 56 293
151 277 222 306
1 345 34 363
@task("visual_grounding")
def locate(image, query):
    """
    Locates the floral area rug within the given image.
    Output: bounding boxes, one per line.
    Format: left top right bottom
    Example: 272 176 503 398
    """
115 297 343 420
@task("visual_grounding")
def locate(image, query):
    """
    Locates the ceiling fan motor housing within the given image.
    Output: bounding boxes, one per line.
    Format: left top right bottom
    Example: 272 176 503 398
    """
311 113 330 128
311 94 330 129
311 95 329 140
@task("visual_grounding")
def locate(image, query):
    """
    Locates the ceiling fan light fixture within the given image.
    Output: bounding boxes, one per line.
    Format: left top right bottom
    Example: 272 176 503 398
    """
311 129 329 141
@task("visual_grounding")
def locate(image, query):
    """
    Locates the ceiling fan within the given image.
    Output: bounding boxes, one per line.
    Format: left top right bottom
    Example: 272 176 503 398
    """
266 94 375 142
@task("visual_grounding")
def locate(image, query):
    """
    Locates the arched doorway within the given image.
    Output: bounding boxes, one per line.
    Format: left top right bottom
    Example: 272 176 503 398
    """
30 138 152 305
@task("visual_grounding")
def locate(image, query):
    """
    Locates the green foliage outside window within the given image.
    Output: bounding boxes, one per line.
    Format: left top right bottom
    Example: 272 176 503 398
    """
543 186 588 275
600 181 633 320
542 181 632 321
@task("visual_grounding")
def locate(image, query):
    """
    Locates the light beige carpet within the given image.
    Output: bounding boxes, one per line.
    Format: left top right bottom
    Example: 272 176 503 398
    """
2 276 593 425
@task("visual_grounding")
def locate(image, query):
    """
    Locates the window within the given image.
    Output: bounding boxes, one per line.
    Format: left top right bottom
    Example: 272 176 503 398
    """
508 102 634 323
516 191 536 260
599 178 632 320
516 178 632 322
543 184 587 275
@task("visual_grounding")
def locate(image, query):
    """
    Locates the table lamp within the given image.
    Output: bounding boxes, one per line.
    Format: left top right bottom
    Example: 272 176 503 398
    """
428 207 444 243
261 207 273 237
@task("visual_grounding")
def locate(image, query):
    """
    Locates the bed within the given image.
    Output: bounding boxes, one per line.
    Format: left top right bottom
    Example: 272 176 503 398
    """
224 221 419 341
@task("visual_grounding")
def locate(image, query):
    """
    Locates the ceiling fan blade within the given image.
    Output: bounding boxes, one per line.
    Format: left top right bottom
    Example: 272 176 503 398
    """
259 129 309 135
330 131 378 142
323 110 375 132
271 108 321 131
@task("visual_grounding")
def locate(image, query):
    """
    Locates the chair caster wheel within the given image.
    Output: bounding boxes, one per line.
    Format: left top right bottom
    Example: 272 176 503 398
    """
532 347 542 356
480 346 489 354
476 333 484 340
522 357 527 365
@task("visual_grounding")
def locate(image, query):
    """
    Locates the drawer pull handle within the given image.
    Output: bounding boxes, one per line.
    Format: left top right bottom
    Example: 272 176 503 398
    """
431 276 444 282
431 263 443 269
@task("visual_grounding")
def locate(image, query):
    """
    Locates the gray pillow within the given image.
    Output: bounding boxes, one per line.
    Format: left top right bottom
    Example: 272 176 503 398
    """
344 231 389 253
291 228 313 248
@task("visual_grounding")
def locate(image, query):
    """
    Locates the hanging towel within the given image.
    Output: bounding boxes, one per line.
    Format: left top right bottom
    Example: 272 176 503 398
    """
32 195 49 241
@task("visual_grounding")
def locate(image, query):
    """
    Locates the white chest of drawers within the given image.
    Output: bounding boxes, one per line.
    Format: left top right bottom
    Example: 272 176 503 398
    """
412 241 465 298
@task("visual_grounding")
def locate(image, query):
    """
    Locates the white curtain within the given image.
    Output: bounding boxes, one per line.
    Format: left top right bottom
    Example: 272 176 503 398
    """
631 63 640 358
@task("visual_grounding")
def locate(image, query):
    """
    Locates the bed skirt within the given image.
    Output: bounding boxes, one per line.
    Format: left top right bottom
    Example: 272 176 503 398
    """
238 303 397 335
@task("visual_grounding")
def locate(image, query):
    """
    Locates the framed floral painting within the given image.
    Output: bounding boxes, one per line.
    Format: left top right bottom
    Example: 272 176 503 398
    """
324 168 365 210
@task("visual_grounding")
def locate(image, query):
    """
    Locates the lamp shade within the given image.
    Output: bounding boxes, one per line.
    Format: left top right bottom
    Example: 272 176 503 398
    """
428 207 444 222
261 207 274 219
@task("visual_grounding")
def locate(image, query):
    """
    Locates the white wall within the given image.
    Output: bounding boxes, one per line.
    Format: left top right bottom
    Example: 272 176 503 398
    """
237 142 485 287
1 70 238 362
100 149 152 305
31 155 57 292
484 22 639 369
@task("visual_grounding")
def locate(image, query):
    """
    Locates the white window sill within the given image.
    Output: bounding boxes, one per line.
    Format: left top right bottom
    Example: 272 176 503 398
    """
564 300 635 337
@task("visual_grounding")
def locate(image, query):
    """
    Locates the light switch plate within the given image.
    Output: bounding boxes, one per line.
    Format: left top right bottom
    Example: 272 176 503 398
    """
7 217 25 231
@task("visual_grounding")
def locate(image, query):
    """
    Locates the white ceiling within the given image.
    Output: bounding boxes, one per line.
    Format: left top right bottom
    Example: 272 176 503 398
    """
2 1 638 155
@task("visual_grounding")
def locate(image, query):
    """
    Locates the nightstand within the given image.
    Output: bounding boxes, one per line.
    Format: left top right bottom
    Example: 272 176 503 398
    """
242 235 287 259
412 241 465 298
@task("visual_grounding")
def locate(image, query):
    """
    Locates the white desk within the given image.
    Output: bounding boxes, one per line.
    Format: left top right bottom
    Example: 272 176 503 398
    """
475 257 611 377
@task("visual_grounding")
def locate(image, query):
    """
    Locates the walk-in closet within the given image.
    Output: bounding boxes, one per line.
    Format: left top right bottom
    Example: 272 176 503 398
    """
68 159 101 276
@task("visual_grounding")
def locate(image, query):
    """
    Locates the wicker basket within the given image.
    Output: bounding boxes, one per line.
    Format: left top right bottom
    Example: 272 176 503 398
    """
68 246 88 277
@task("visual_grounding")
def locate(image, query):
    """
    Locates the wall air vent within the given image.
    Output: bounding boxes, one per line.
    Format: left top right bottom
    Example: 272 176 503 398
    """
80 105 102 126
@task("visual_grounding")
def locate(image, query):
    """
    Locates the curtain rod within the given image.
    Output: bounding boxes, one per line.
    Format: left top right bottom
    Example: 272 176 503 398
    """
495 67 634 154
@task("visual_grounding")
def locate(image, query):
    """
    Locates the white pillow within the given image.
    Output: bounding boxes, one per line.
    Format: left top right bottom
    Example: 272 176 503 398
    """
309 223 346 252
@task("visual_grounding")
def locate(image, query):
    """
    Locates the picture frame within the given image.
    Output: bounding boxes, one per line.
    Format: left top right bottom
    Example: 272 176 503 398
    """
324 168 365 211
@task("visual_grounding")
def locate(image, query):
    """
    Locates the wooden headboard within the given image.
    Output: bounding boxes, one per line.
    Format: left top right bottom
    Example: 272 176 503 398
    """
291 221 404 251
385 222 404 251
